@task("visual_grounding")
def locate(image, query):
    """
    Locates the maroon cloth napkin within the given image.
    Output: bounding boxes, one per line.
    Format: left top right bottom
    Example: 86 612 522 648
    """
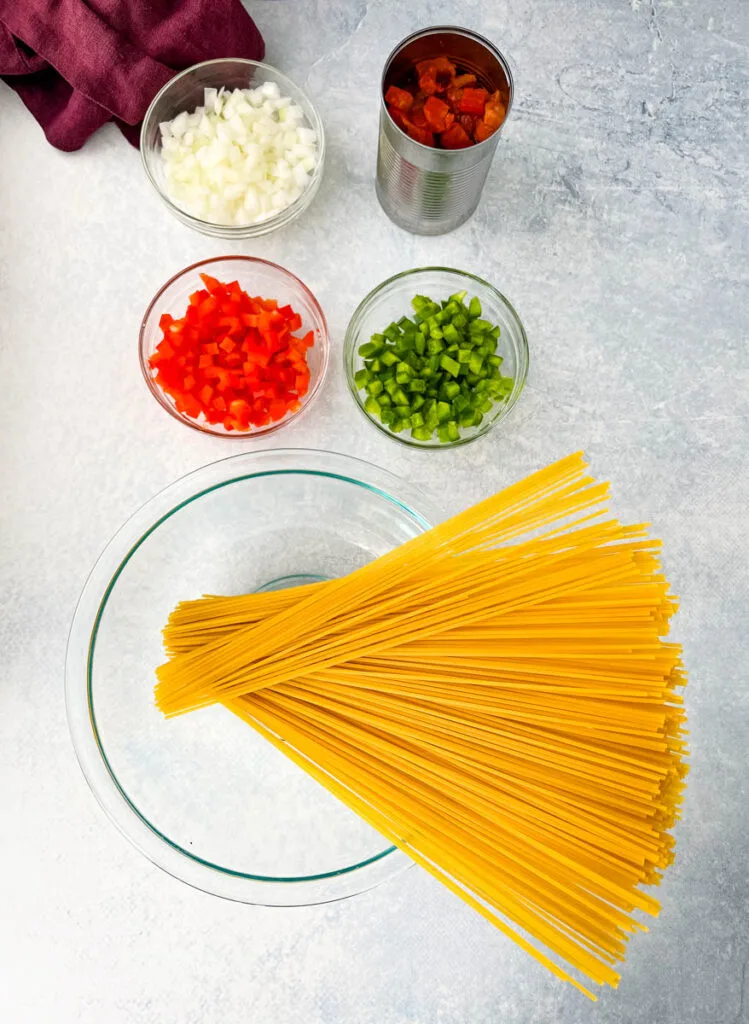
0 0 264 151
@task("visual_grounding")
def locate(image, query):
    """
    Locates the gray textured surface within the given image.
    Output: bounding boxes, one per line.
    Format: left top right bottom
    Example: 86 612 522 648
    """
1 0 748 1021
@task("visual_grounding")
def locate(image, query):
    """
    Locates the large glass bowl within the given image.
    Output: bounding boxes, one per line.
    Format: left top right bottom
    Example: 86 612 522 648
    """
65 450 442 904
344 267 529 449
139 256 329 438
140 59 325 238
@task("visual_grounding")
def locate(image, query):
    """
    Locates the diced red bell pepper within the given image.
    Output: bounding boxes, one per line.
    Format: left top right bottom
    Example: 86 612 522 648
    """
229 399 252 428
384 85 414 112
199 273 222 294
147 275 315 432
218 316 243 336
215 370 231 392
245 351 270 369
458 87 488 115
198 295 219 318
175 394 201 418
440 123 472 149
149 341 175 363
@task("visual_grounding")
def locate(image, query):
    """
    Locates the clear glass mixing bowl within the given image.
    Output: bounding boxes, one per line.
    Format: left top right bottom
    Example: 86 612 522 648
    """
65 450 441 904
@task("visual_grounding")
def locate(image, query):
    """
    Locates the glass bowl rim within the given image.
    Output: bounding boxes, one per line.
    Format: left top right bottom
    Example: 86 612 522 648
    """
138 255 330 438
344 265 530 450
139 57 326 236
65 448 442 905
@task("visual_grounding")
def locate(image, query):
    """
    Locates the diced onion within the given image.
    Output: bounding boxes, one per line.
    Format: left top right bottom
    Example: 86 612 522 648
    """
159 86 319 226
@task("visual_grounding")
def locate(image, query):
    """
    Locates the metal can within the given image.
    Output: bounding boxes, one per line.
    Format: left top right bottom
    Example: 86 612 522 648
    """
376 26 514 236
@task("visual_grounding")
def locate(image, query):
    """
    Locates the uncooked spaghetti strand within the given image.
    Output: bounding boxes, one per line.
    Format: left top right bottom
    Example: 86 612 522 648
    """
154 451 687 1000
280 688 684 864
232 695 620 990
238 694 638 984
247 690 670 924
268 682 668 801
283 670 680 749
315 659 681 699
155 456 617 708
159 536 668 696
266 685 682 828
163 548 503 651
234 698 600 997
163 543 672 655
157 544 653 713
181 454 600 675
265 684 668 869
289 674 680 744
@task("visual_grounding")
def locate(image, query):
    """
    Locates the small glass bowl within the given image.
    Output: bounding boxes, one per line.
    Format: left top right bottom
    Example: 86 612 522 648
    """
140 59 325 238
65 449 442 905
344 267 529 449
139 256 329 438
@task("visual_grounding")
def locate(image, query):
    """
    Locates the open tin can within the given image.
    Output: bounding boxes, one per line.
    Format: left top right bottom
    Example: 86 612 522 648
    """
376 26 514 235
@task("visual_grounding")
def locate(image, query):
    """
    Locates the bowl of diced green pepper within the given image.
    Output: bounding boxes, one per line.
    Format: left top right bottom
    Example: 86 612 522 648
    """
344 267 529 448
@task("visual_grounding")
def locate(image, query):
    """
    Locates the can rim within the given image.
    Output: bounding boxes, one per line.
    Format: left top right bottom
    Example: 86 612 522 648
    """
379 25 514 153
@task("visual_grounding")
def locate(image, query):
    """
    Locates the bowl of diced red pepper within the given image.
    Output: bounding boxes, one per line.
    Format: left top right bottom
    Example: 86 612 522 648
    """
384 55 508 149
140 257 329 436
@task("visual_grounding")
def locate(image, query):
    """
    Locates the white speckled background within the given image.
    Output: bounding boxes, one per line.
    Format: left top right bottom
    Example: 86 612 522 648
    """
1 0 748 1021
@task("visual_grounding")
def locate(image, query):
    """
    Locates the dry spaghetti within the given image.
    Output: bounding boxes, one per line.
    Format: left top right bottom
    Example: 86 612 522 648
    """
154 453 687 998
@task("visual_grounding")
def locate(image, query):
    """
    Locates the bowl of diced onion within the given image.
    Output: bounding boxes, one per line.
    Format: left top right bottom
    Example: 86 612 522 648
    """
140 59 325 237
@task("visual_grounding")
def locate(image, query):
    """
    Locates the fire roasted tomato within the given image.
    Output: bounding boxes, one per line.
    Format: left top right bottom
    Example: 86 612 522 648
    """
385 59 507 148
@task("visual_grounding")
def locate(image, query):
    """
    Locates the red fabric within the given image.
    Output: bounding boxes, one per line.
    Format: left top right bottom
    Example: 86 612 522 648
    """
0 0 264 151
